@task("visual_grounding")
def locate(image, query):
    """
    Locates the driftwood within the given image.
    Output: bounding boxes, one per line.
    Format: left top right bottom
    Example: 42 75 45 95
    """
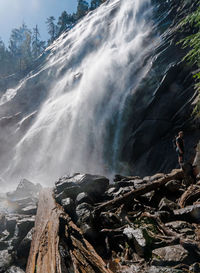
179 185 200 208
94 169 183 215
26 189 113 273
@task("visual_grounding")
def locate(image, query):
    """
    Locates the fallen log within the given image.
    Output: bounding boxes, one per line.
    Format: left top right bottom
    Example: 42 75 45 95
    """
94 169 183 215
26 188 113 273
179 185 200 208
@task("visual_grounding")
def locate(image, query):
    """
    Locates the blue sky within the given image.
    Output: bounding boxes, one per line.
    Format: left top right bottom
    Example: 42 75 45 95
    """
0 0 78 45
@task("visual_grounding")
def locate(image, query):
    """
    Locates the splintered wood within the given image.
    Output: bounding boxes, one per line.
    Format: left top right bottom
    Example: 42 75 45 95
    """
26 189 113 273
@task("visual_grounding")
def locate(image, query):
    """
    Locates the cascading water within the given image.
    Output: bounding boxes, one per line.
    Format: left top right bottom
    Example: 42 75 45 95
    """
1 0 160 185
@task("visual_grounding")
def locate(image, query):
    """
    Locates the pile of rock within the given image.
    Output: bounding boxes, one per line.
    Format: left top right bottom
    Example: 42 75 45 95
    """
0 179 41 273
53 169 200 273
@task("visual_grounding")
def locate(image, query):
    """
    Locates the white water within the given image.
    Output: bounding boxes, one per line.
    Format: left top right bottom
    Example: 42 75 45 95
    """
2 0 159 185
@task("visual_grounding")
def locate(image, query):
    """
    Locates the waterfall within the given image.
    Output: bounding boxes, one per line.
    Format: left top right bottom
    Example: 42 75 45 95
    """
2 0 160 185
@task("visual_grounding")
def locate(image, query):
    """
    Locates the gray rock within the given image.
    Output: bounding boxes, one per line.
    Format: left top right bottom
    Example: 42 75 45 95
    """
0 214 6 233
11 216 35 247
5 266 25 273
100 212 121 229
55 174 109 201
174 204 200 223
165 180 181 193
61 198 75 213
76 203 93 225
0 250 13 273
19 205 37 215
55 186 81 202
17 228 33 266
0 241 9 250
123 227 146 257
54 174 82 194
7 179 42 201
76 192 93 205
152 245 189 266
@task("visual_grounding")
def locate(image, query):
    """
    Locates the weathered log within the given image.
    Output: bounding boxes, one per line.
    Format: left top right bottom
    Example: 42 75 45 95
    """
179 185 200 208
26 188 113 273
94 169 183 215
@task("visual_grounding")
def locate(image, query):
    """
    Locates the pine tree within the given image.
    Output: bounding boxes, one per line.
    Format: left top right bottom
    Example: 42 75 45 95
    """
77 0 89 20
9 23 32 73
32 25 46 58
46 16 58 43
90 0 101 10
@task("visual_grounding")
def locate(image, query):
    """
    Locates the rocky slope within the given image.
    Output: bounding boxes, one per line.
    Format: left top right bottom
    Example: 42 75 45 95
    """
1 161 199 272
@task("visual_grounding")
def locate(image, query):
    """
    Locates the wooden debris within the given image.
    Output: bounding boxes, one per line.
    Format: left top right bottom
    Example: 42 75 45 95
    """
26 188 113 273
94 169 183 215
179 185 200 208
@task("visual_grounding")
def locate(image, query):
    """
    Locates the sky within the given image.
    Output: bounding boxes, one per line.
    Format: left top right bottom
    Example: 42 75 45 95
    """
0 0 78 45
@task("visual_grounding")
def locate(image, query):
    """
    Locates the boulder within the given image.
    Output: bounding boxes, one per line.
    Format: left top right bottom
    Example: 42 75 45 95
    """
17 228 33 267
5 266 25 273
76 203 93 225
152 245 189 266
11 216 35 248
76 192 93 205
0 250 13 273
61 197 75 213
123 227 147 257
55 186 81 202
54 174 109 201
7 179 42 201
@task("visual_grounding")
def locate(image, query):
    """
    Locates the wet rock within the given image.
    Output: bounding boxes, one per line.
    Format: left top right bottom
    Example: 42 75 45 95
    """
11 216 35 248
17 228 33 267
61 197 75 213
54 174 82 194
5 215 18 236
55 174 109 201
123 227 147 257
76 203 93 225
152 245 189 266
100 212 121 229
7 179 42 201
0 241 9 250
19 205 37 215
55 186 81 202
5 266 25 273
158 197 179 211
76 192 93 205
165 180 181 193
173 204 200 223
0 250 13 273
0 214 6 233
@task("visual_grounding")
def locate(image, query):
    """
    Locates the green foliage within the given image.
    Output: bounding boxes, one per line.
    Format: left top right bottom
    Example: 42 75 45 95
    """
178 2 200 117
77 0 89 20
